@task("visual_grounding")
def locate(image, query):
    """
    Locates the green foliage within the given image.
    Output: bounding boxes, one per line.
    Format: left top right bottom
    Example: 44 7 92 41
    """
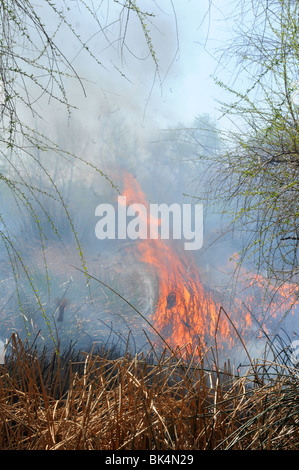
201 0 299 290
0 0 163 342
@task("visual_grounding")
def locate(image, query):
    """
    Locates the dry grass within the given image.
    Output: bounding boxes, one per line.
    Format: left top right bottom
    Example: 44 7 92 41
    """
0 334 298 450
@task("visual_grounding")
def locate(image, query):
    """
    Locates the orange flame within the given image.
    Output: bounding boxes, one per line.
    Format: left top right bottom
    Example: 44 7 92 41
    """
229 253 298 335
118 172 299 353
119 172 231 352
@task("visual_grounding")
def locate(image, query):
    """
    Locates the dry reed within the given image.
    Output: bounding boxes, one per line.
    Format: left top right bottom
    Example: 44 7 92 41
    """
0 333 298 450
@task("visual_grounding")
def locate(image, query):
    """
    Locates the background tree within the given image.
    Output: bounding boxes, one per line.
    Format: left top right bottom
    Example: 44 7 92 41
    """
193 0 299 303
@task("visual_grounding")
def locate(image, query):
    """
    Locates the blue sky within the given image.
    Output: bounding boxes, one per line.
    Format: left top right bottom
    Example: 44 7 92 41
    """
155 0 234 125
60 0 235 130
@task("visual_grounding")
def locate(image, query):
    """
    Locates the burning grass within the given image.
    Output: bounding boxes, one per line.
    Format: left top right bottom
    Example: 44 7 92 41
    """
0 333 298 450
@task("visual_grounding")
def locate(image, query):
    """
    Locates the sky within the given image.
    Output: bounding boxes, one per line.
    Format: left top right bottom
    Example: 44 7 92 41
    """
149 0 233 125
55 0 236 131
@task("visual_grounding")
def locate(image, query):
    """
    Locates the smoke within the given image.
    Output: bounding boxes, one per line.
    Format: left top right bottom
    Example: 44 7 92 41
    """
0 0 297 360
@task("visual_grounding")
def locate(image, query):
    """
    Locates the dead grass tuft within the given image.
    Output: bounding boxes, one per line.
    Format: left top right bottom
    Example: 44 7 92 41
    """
0 334 298 450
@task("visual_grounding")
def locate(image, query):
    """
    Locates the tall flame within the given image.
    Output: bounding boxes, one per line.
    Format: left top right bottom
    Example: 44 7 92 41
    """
120 172 230 351
119 171 298 353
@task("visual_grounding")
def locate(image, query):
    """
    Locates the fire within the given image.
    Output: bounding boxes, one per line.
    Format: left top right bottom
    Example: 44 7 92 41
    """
229 254 299 335
118 172 299 354
119 172 230 352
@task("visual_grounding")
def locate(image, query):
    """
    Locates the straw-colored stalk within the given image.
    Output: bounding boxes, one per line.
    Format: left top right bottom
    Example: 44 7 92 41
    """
0 334 298 450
